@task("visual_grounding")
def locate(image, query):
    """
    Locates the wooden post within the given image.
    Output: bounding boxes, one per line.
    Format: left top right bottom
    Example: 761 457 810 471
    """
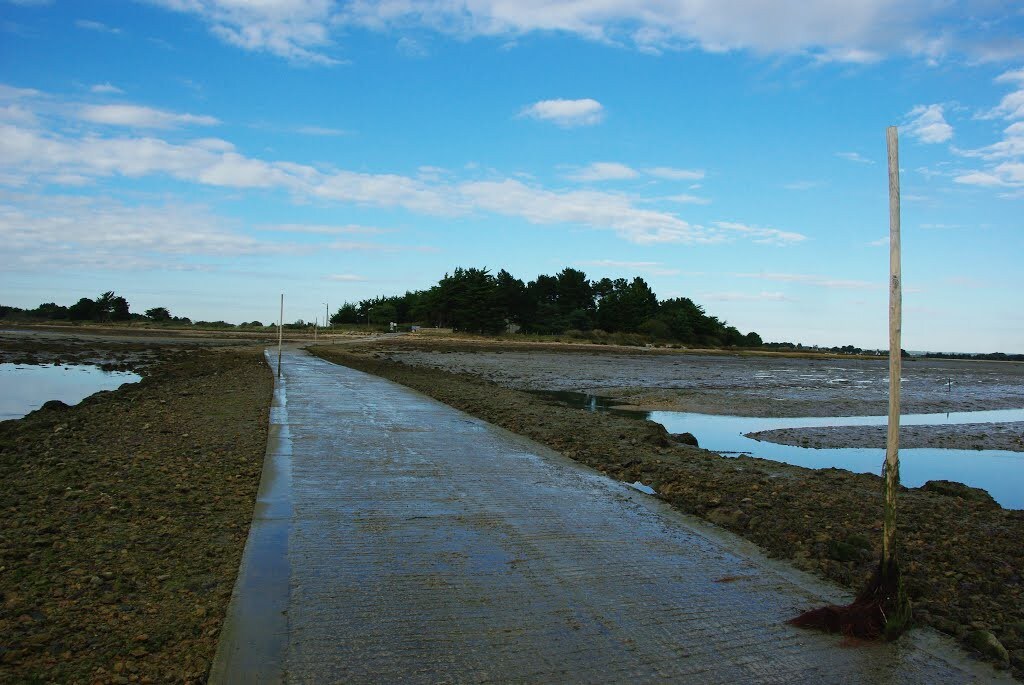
883 125 903 581
277 294 284 379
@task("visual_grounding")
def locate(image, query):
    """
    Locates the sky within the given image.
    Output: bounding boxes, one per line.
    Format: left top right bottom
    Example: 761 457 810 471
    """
1 1 1022 353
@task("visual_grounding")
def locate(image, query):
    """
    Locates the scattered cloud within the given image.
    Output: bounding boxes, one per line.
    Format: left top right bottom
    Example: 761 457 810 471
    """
665 193 711 205
700 291 792 302
903 104 953 144
734 272 878 289
980 68 1024 120
295 125 348 136
519 98 604 127
714 222 807 246
0 193 276 272
575 259 681 276
334 1 1014 65
326 273 367 282
90 82 124 95
867 236 889 247
75 19 122 34
836 151 874 164
567 162 638 182
0 89 817 252
396 36 429 58
783 180 821 191
259 223 392 235
145 0 343 66
645 166 704 181
77 104 219 128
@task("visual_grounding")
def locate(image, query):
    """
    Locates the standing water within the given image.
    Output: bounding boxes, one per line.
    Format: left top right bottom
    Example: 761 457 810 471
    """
0 363 141 420
532 390 1024 509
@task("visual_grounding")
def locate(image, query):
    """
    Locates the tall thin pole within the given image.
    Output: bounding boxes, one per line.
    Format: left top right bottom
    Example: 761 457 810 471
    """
325 302 329 331
883 126 902 577
277 293 284 379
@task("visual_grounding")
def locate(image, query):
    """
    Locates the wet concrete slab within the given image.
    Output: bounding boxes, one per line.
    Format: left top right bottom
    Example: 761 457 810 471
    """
212 349 1011 684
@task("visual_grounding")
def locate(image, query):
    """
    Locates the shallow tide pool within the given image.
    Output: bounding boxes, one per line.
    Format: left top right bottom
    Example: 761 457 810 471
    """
0 363 141 420
532 390 1024 509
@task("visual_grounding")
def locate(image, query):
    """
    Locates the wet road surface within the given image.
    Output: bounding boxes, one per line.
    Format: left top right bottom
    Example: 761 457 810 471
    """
211 349 1008 683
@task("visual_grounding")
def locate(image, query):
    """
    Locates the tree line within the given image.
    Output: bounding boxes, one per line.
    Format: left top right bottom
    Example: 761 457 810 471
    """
330 267 763 347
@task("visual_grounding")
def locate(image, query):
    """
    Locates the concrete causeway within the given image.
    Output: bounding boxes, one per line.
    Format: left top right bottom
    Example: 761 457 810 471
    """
211 349 1008 684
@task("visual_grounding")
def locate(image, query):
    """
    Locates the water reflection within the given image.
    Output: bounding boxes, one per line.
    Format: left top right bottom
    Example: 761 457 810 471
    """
532 389 1024 509
0 363 141 420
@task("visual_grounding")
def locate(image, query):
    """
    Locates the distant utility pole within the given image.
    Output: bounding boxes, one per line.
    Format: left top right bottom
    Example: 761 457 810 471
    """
277 293 284 379
324 302 329 331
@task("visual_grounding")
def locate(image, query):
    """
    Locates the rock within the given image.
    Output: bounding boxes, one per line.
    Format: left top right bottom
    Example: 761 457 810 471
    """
706 507 746 529
670 432 699 447
921 480 998 507
40 400 71 411
966 630 1009 663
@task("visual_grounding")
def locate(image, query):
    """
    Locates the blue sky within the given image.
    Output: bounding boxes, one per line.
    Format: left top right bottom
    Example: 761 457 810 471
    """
1 1 1022 352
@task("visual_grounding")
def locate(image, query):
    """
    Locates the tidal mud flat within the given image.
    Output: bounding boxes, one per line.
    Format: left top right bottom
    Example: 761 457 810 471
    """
0 337 272 684
375 337 1024 452
313 337 1024 678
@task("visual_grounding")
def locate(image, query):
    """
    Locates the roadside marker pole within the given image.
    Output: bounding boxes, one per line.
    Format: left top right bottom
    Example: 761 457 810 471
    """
277 293 284 379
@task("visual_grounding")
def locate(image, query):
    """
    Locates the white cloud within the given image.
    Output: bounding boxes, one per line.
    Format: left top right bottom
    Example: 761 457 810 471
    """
836 151 874 164
260 223 392 235
700 291 792 302
146 0 342 66
90 82 124 95
326 273 367 281
0 90 815 252
734 272 879 289
575 259 681 276
396 36 429 58
665 193 710 205
645 166 704 181
903 104 953 144
75 19 122 34
519 98 604 127
783 180 820 191
78 104 219 128
714 222 807 246
0 193 275 271
335 0 1010 64
567 162 638 182
295 125 347 136
867 236 889 247
983 90 1024 121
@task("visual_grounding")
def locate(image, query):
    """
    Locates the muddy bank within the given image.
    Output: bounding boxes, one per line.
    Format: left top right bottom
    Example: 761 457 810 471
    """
311 343 1024 679
374 336 1024 417
749 422 1024 452
0 347 273 684
0 328 260 373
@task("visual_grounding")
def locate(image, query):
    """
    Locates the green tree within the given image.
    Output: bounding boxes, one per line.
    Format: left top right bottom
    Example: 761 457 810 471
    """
146 307 172 321
68 297 97 321
331 303 359 325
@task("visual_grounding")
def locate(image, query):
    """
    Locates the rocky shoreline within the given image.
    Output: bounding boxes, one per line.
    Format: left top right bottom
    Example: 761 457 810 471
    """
0 346 272 684
312 342 1024 679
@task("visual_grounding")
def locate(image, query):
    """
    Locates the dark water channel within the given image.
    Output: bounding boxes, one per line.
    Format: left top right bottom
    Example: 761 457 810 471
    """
0 363 141 420
532 390 1024 509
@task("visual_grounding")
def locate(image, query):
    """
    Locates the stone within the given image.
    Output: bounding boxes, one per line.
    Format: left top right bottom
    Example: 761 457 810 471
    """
966 630 1009 663
670 432 699 447
921 480 998 507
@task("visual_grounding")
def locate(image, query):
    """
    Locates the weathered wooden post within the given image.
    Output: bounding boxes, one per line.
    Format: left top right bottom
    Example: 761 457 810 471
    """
881 125 912 636
788 127 912 638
